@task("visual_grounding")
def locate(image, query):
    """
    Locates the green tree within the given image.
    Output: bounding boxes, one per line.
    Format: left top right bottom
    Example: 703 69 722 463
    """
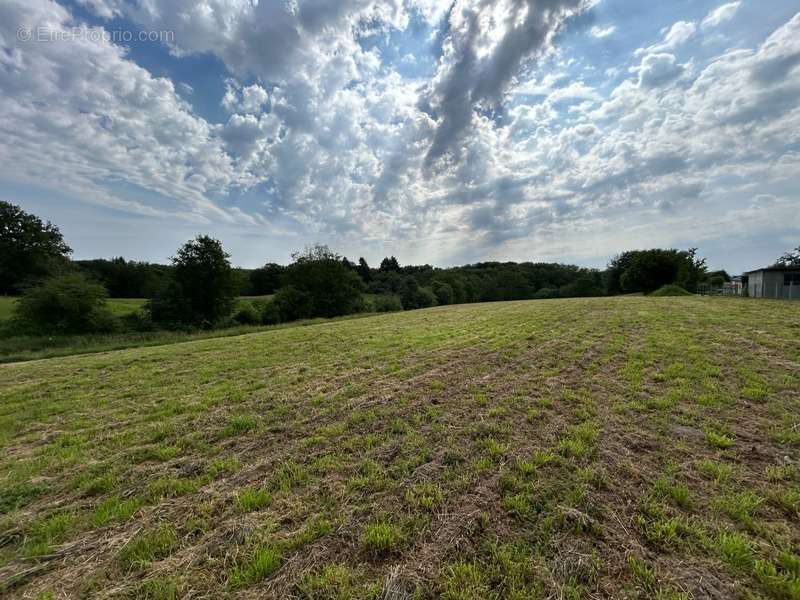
284 245 365 318
272 286 313 322
430 280 455 305
609 249 706 294
14 273 116 333
76 257 169 298
149 236 237 326
379 256 401 273
250 263 285 295
0 201 72 294
356 257 372 283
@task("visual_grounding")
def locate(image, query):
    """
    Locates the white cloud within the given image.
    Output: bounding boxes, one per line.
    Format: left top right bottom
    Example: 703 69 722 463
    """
75 0 123 19
636 20 697 56
222 81 269 115
702 2 743 29
0 0 245 224
636 53 686 88
590 25 616 38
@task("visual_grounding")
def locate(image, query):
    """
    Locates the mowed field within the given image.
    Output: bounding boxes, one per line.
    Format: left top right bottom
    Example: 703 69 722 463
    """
1 298 798 599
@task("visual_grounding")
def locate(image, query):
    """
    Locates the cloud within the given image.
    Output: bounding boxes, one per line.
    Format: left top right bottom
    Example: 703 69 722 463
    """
590 25 616 38
423 0 590 168
636 53 686 88
636 20 697 56
75 0 123 19
222 81 269 115
701 2 743 29
0 0 243 223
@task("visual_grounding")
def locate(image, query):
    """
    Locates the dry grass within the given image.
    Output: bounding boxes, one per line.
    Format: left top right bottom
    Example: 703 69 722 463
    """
0 296 798 599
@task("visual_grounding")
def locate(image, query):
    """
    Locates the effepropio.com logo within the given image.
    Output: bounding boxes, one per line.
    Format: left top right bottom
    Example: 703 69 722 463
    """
16 26 174 44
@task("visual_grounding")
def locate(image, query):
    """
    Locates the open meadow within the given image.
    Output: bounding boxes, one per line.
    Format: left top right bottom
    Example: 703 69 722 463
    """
1 296 798 599
0 297 147 322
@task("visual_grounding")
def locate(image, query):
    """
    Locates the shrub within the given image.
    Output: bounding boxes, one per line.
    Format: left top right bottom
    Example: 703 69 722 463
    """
650 285 693 297
272 286 313 322
533 287 558 300
431 280 455 305
233 303 260 325
372 294 403 313
14 273 117 334
122 309 156 332
259 300 282 325
401 283 437 310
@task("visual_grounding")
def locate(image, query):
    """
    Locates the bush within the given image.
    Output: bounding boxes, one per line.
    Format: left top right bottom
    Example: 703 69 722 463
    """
14 273 118 334
259 300 282 325
418 287 437 308
400 280 437 310
122 309 156 332
372 294 403 313
431 280 455 305
650 285 693 297
233 303 260 325
533 287 559 299
272 286 313 322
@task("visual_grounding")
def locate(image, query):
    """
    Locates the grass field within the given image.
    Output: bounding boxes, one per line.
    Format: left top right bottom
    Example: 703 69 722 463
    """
0 297 17 321
0 297 147 321
1 297 798 599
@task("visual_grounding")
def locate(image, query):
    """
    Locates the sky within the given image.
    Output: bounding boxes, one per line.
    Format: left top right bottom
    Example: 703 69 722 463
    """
1 0 798 273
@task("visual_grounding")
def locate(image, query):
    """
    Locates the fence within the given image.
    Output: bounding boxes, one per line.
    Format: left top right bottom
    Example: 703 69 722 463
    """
748 281 800 300
698 282 800 300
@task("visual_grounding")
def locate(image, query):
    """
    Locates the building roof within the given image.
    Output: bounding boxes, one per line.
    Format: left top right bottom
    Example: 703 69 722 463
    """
744 265 800 274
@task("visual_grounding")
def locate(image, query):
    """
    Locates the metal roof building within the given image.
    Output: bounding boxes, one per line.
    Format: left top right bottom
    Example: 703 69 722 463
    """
743 266 800 300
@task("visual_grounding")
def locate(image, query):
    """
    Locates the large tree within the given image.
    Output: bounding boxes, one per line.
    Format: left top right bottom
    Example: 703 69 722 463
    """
149 236 237 326
76 257 169 298
250 263 286 296
0 201 72 294
284 245 365 318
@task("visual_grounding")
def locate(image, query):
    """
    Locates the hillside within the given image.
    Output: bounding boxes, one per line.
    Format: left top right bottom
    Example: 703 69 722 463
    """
1 297 798 599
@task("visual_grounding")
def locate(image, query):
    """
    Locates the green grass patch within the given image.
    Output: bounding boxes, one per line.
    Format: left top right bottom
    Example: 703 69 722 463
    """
237 487 272 512
91 496 142 527
361 521 405 556
118 525 179 570
227 545 283 589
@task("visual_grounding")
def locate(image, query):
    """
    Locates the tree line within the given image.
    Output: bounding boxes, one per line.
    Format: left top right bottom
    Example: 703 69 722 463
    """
4 200 788 337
